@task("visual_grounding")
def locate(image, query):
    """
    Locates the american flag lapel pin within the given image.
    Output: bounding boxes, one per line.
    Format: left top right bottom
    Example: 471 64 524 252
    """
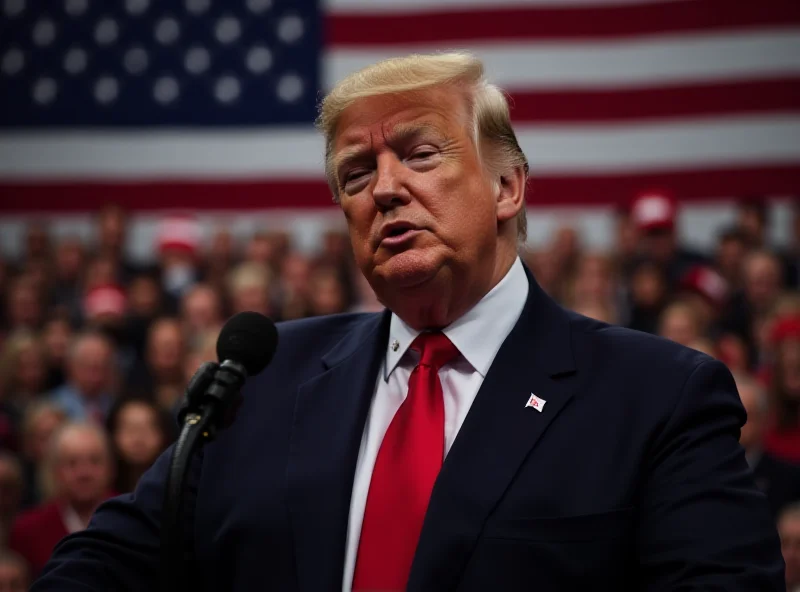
525 393 546 412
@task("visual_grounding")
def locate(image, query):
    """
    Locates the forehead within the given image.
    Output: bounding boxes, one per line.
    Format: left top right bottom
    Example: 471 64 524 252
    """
332 87 469 155
59 431 105 454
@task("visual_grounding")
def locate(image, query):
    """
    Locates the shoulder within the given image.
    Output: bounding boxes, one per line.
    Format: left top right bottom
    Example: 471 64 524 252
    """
567 312 731 406
571 312 713 375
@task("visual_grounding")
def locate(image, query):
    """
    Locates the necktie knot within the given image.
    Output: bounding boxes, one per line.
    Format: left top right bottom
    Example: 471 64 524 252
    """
411 331 459 369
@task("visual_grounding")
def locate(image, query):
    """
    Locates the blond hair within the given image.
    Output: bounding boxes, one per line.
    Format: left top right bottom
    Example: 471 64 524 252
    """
227 262 272 295
317 51 529 241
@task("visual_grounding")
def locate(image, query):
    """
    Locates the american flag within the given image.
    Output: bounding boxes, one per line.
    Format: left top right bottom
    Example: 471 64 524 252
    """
0 0 798 213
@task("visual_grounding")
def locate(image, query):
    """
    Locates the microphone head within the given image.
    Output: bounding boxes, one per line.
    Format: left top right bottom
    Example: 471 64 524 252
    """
216 312 278 376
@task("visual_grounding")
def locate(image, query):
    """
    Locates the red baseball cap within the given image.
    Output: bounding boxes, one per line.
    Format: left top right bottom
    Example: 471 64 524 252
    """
679 265 728 307
630 191 676 232
84 283 127 319
157 214 201 255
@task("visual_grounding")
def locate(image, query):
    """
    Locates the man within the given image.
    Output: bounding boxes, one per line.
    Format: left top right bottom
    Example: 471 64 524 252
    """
721 249 785 367
126 317 186 412
736 374 800 518
10 423 114 578
33 52 782 590
180 283 224 343
629 191 708 287
49 332 116 423
780 503 800 592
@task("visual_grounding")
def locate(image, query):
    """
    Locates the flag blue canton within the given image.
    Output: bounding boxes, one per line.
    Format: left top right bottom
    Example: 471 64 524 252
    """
0 0 320 127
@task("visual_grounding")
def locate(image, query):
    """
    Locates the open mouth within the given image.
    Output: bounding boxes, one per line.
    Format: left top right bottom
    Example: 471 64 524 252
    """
380 224 420 245
387 226 412 237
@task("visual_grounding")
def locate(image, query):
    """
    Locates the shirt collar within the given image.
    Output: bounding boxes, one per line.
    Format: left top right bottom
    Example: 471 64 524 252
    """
385 256 529 380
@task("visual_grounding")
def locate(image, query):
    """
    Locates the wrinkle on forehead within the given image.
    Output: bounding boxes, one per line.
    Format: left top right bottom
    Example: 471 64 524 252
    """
331 89 469 171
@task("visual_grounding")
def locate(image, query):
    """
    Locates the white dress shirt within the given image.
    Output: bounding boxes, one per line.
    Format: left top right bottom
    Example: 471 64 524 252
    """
342 257 529 591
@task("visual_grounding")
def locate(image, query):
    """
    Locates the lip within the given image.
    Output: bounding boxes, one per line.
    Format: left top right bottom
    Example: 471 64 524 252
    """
378 221 423 247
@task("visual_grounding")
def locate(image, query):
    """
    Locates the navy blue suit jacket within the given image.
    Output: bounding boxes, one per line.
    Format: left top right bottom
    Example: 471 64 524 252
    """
34 270 784 591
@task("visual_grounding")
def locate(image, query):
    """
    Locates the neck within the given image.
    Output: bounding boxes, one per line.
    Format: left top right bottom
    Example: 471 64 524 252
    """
398 246 518 331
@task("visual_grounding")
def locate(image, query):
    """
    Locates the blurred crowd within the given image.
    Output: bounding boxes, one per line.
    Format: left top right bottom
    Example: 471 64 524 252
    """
1 195 800 589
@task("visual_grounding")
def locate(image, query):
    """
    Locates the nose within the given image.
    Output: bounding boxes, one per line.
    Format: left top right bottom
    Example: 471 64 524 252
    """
372 153 410 211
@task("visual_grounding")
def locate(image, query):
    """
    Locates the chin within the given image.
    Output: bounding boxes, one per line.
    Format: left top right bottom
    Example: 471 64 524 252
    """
373 249 443 290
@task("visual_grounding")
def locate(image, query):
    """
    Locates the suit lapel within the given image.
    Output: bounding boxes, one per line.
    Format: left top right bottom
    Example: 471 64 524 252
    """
408 269 579 590
287 311 390 592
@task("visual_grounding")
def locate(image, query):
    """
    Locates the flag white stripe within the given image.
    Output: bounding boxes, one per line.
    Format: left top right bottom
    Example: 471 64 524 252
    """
324 30 800 90
1 115 798 179
326 0 690 14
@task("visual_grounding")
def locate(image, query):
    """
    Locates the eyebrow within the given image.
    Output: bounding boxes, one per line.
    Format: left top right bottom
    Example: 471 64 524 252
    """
333 122 444 176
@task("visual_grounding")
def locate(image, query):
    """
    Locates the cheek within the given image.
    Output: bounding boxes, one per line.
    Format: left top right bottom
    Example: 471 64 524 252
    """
342 202 375 249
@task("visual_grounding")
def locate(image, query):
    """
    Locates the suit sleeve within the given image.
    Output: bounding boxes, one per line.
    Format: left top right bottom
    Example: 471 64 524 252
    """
637 359 785 590
31 444 202 592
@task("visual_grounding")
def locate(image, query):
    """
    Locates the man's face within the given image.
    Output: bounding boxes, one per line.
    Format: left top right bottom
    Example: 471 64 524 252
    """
781 515 800 585
744 255 781 311
148 323 183 375
71 339 112 398
332 87 504 318
55 430 111 506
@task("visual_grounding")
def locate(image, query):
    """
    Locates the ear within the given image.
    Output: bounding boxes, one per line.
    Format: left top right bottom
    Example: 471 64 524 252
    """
495 165 527 225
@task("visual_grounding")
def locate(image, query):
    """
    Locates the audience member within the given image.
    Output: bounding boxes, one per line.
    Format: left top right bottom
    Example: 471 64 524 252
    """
658 301 701 347
95 204 137 282
18 403 67 508
737 374 800 518
106 395 173 494
227 262 274 318
737 197 769 250
626 259 668 334
156 215 202 309
51 237 85 322
41 315 72 391
716 227 748 290
723 249 785 365
0 331 49 451
9 422 114 578
4 276 43 334
764 316 800 463
49 332 116 423
629 191 707 287
128 318 186 412
278 252 313 320
180 283 223 343
676 265 729 337
307 266 349 317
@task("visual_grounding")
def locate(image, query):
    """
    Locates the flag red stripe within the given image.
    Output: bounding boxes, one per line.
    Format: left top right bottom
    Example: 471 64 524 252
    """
1 166 797 212
507 78 800 123
327 0 800 46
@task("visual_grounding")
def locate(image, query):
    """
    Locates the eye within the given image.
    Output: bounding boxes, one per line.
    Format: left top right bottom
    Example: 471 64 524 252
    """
344 169 368 183
410 148 437 159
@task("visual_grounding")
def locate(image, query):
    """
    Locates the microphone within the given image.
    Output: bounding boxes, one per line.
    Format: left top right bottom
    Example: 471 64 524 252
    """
180 311 279 431
162 311 278 592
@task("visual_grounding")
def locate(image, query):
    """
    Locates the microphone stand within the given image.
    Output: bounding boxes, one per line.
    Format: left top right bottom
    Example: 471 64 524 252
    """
160 361 247 592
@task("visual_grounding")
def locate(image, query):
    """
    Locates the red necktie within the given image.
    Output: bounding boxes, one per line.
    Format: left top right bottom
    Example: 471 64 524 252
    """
353 331 459 591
